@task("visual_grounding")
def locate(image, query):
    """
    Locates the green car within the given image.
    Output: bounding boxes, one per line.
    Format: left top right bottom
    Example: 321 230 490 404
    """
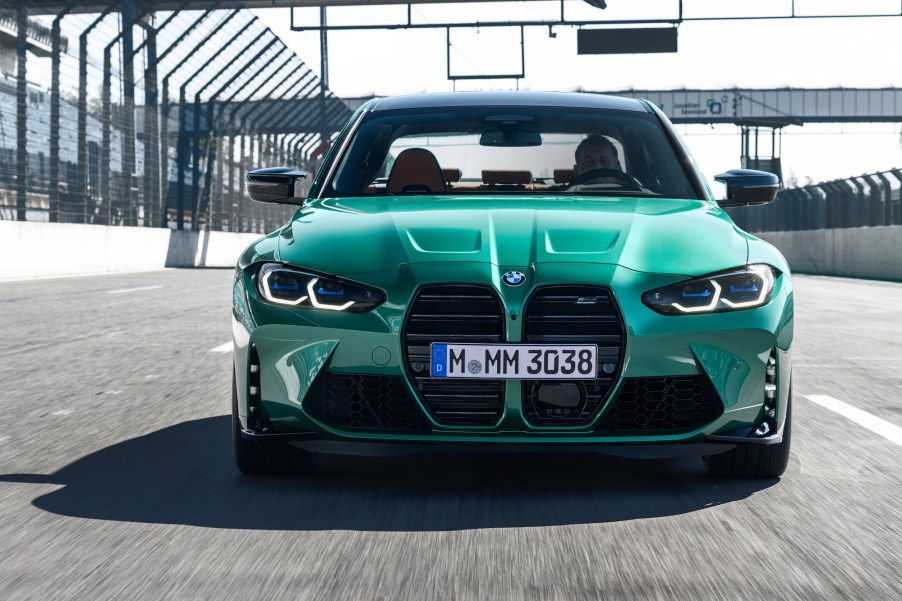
232 92 793 479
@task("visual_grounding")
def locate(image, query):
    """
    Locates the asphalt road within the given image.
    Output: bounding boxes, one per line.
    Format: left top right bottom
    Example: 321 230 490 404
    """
0 269 900 600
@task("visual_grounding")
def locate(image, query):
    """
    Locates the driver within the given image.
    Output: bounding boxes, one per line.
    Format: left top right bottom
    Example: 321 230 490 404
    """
573 135 621 184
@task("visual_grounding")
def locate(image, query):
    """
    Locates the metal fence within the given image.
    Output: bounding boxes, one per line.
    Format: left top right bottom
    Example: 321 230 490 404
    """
0 3 352 233
729 169 902 233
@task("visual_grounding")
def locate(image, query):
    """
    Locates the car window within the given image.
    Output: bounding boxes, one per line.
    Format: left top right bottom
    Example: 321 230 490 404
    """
326 106 700 199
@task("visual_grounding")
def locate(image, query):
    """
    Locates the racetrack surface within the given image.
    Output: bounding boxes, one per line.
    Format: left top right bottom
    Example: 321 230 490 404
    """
0 269 900 600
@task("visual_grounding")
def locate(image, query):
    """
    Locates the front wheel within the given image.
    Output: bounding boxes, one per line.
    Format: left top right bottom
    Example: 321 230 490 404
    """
232 366 314 475
704 384 792 479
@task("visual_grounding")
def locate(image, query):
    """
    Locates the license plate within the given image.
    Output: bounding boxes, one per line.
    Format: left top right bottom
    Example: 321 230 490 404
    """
430 343 597 379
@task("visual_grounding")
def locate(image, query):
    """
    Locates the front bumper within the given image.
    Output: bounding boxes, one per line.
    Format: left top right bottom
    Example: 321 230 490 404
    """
232 261 793 450
239 428 744 458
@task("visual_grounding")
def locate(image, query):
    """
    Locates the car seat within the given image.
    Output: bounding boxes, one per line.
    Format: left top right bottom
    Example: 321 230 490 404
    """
386 148 448 195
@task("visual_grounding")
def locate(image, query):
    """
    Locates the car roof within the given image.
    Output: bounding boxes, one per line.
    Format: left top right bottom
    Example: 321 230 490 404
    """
367 91 649 113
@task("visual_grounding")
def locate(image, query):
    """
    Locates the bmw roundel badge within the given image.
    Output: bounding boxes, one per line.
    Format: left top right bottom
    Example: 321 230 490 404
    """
502 271 527 287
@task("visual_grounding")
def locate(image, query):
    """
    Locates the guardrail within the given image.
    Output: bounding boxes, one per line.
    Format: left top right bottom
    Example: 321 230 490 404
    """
730 169 902 233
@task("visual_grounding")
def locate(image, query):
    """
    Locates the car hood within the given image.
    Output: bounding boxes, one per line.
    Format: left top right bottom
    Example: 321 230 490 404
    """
277 196 749 277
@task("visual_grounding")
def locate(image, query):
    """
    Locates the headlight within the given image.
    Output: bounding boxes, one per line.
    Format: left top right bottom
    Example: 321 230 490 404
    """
256 263 386 313
642 264 777 315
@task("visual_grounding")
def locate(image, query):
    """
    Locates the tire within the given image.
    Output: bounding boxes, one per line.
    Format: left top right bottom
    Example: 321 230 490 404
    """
704 383 792 479
232 366 314 475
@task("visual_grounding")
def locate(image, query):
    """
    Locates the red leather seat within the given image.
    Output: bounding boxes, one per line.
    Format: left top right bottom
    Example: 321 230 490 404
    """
553 168 574 184
442 168 462 183
386 148 447 195
482 170 532 185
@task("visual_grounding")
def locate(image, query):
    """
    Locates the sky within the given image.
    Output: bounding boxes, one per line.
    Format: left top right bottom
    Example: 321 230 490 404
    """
252 0 902 191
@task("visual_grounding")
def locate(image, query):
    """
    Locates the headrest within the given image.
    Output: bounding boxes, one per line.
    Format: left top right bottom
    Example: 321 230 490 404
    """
442 168 462 183
481 170 532 185
386 148 447 195
553 168 574 184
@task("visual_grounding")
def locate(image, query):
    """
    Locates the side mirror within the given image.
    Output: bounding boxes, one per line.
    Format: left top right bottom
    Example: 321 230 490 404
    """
714 169 779 208
246 167 308 205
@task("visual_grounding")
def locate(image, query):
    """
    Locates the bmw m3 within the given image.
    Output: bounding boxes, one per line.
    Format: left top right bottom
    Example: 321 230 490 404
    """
231 91 793 479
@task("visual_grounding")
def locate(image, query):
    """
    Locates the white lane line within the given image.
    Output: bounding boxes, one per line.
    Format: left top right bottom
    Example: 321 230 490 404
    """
805 325 902 331
210 342 232 353
107 285 162 295
805 394 902 447
796 358 902 368
51 409 73 416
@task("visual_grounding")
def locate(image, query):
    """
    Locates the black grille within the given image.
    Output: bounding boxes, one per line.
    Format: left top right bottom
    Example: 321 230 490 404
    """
521 286 625 426
596 376 723 434
403 285 505 426
305 373 430 431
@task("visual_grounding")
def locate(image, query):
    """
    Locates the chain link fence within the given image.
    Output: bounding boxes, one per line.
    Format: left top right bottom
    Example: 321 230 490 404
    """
730 170 902 233
0 3 352 233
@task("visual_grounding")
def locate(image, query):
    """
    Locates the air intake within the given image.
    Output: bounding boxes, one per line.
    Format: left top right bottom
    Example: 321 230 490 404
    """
247 344 267 432
596 375 723 434
305 373 430 432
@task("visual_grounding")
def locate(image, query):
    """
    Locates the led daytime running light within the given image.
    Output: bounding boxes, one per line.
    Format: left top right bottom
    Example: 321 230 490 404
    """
306 278 355 311
260 270 309 306
720 265 773 308
256 263 385 313
642 264 777 315
671 280 722 313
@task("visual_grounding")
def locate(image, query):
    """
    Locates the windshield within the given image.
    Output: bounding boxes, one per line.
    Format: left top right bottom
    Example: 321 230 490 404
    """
325 105 701 199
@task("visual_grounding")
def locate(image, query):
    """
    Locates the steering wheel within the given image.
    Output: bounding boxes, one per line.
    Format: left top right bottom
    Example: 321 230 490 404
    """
567 168 643 189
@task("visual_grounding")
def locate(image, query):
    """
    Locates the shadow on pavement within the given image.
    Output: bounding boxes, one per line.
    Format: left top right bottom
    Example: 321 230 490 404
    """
0 416 776 531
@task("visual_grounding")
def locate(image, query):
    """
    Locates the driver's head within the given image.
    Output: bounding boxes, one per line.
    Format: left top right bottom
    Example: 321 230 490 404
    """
574 135 620 175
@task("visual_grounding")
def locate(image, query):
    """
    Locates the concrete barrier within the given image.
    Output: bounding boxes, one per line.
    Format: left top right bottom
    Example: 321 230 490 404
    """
758 225 902 281
0 221 263 280
4 220 900 282
163 229 264 269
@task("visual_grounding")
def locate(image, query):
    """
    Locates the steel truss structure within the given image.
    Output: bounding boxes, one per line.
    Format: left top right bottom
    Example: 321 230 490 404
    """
3 1 900 233
284 0 902 82
1 2 352 232
605 87 902 182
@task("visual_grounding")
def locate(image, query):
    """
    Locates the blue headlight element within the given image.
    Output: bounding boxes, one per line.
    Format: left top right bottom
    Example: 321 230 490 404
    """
642 265 777 315
316 286 344 296
256 263 385 312
730 284 758 293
